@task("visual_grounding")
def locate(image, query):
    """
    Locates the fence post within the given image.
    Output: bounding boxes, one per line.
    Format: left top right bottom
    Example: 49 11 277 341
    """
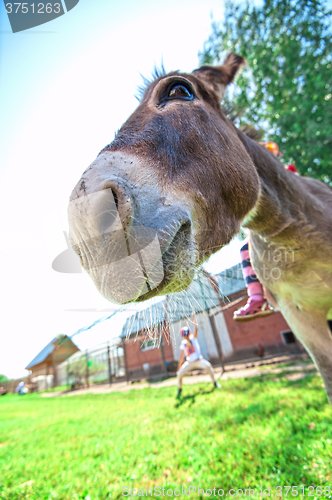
66 361 69 389
46 365 49 391
111 347 115 377
52 351 56 388
107 342 112 385
122 338 130 383
208 312 224 374
117 347 121 376
159 325 167 376
66 338 70 388
86 350 89 387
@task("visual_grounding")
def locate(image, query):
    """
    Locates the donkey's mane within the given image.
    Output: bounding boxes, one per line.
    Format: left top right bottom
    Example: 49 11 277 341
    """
239 125 263 142
136 64 168 101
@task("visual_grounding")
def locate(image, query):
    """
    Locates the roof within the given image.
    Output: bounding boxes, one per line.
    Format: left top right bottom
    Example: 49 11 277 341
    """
121 272 220 338
121 264 246 338
25 336 77 369
122 300 166 338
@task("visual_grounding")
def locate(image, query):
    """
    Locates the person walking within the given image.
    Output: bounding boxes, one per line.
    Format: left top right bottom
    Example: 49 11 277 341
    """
176 314 220 398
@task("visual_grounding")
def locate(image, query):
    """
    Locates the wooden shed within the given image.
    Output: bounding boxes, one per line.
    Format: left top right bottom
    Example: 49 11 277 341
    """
25 335 80 388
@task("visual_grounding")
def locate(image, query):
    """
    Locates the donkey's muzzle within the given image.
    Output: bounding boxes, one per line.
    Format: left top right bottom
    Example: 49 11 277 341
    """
69 185 166 303
68 152 194 303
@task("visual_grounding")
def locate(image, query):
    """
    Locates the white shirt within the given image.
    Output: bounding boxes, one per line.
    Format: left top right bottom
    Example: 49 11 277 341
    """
180 334 202 362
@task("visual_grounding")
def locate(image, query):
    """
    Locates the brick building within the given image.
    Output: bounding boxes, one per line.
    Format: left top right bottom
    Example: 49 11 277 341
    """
122 324 174 381
212 264 303 362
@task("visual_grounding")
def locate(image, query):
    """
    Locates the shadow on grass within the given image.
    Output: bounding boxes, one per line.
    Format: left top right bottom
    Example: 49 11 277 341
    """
174 386 216 408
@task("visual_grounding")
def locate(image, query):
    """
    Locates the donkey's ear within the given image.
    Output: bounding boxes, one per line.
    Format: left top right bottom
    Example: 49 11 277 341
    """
193 53 247 101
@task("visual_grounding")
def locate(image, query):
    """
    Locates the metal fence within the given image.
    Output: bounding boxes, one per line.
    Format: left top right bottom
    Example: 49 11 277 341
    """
56 339 125 389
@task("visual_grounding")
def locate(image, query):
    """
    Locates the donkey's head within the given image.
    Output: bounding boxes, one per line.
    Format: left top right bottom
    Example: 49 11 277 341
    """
68 53 259 303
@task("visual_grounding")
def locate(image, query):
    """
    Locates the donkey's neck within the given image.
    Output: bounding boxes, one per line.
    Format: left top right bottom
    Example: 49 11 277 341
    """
237 130 308 245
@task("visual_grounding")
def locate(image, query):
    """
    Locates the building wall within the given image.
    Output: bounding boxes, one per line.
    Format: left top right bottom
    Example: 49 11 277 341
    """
213 311 234 357
31 375 54 392
30 362 51 378
198 312 218 360
221 296 304 359
124 326 174 373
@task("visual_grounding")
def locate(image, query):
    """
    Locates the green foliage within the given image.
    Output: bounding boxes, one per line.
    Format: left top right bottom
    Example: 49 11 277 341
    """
200 0 332 185
0 374 8 383
0 372 331 499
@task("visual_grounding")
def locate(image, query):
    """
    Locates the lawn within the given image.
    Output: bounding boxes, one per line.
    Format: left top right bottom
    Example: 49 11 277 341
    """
0 372 332 500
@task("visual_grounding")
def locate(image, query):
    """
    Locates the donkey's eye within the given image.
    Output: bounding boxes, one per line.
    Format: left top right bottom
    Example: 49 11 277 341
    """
168 84 193 100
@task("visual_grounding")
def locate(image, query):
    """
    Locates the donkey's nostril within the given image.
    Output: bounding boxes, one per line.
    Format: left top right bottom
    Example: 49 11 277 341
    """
174 221 191 247
83 188 118 237
111 189 119 211
100 181 133 231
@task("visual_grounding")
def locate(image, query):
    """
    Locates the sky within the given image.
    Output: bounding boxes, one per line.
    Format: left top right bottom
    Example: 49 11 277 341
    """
0 0 248 380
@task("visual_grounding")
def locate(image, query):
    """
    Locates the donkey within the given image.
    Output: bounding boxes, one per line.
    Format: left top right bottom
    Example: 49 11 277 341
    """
68 53 332 404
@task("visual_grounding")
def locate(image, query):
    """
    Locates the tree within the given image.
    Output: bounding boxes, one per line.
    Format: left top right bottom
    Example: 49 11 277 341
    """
200 0 332 185
0 374 8 383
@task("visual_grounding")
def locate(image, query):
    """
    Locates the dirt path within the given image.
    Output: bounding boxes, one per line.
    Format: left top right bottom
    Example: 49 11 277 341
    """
41 354 317 398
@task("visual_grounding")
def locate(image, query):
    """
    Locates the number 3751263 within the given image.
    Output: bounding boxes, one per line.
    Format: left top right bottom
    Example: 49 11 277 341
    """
5 3 61 14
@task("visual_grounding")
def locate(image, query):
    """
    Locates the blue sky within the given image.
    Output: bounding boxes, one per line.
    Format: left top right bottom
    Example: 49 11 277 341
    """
0 0 251 379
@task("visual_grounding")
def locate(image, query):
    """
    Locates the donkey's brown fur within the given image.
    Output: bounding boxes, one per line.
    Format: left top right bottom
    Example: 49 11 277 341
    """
68 53 332 404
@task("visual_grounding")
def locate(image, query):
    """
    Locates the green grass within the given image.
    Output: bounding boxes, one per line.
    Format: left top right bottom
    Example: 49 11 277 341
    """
259 360 313 371
0 373 331 499
39 385 71 394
